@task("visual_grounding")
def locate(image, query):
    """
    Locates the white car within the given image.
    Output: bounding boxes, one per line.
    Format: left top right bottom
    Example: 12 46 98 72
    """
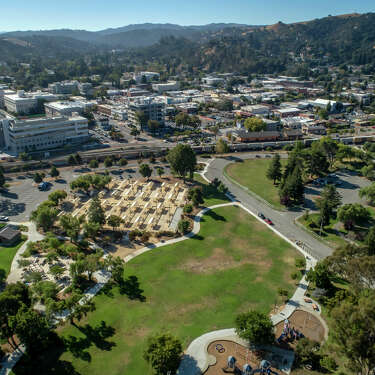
0 216 9 221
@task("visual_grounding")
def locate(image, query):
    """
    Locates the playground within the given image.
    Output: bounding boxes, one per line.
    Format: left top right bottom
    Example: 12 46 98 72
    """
275 310 326 347
206 340 285 375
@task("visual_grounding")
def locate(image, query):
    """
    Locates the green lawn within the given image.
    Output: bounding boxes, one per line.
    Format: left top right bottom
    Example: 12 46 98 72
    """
193 173 230 206
15 205 301 375
225 158 286 210
0 239 26 280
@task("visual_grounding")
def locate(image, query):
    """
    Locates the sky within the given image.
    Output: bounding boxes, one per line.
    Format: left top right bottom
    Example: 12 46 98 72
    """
1 0 375 32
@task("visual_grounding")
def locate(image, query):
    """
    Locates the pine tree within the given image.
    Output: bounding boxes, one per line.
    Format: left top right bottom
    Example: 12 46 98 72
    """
266 154 282 185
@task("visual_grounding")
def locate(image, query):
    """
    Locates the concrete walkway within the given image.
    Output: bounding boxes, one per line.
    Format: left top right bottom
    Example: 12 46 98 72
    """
6 221 44 284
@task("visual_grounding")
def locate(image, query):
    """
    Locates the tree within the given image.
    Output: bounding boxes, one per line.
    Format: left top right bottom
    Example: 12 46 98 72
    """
9 305 51 355
105 255 125 285
215 138 229 154
136 111 148 129
156 167 164 178
304 145 329 177
68 155 76 165
88 197 106 225
148 120 160 134
306 262 333 290
89 159 99 168
30 205 58 232
178 220 190 234
319 137 338 166
211 125 220 139
107 215 123 231
48 190 67 206
70 175 92 194
266 154 282 184
337 203 370 230
119 158 128 167
60 214 81 243
50 165 59 179
104 156 113 168
83 221 101 240
295 338 322 370
139 163 152 180
0 169 5 189
68 295 95 326
330 293 375 375
359 184 375 205
33 172 44 183
365 226 375 255
167 144 196 181
235 310 274 346
144 333 182 375
321 184 342 210
244 117 266 132
316 184 342 226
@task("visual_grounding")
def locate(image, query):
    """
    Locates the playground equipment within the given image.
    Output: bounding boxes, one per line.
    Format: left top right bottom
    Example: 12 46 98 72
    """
243 363 252 375
215 343 225 354
227 356 236 369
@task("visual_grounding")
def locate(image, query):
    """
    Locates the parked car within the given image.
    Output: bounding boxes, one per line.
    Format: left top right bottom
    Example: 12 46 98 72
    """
0 216 9 221
265 218 274 225
258 212 265 219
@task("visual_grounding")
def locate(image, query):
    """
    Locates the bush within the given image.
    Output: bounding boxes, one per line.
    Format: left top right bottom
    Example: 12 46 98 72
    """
178 220 190 234
183 204 193 214
295 258 306 269
320 356 338 373
140 232 150 243
291 271 299 280
119 158 128 166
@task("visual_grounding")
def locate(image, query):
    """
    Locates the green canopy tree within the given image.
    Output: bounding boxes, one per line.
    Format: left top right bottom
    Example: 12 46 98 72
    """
107 215 123 231
88 197 106 225
235 310 274 346
48 190 67 206
215 138 229 154
330 293 375 375
337 203 370 230
244 117 266 132
30 205 58 232
144 333 182 375
139 163 152 180
50 165 59 179
167 144 196 181
60 214 81 243
359 183 375 205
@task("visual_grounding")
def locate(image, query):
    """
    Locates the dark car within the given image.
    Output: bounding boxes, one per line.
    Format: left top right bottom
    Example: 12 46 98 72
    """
258 212 265 219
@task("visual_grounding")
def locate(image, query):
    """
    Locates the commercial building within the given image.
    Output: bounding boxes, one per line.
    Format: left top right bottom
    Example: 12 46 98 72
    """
48 81 79 95
44 101 93 117
128 98 165 130
133 71 160 83
1 114 89 154
152 81 180 94
0 226 21 246
4 91 57 115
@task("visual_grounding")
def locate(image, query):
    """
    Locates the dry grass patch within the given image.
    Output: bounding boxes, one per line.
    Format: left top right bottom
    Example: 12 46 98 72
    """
178 247 272 274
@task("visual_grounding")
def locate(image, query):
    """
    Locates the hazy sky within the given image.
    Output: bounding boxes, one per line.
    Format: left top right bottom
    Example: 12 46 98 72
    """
1 0 374 31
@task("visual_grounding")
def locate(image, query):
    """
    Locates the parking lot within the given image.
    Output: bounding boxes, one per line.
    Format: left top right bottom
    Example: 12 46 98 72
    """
0 162 171 222
304 169 372 211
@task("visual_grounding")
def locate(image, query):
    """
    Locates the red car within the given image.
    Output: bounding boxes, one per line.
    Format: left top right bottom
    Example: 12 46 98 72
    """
265 218 273 225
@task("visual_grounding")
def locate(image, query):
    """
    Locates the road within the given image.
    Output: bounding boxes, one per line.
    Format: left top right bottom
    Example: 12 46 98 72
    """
205 154 334 260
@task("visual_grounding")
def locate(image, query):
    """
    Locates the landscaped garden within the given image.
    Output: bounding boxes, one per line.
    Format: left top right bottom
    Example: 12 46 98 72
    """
14 205 302 374
225 158 287 210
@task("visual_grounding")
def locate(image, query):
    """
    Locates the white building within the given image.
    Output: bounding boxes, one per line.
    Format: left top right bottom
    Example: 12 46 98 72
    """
1 114 89 154
133 71 160 83
152 81 180 94
48 81 79 95
44 101 94 117
128 97 165 130
202 77 225 86
311 99 337 111
4 91 57 115
241 104 270 116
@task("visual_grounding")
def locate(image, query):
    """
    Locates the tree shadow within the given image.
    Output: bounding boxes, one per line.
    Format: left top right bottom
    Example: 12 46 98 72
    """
119 275 146 301
13 333 82 375
205 210 226 221
63 321 116 362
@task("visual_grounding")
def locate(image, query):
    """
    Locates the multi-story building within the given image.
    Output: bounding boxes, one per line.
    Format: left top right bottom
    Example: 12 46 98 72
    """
4 91 37 115
152 81 180 94
128 98 164 130
133 71 160 83
48 81 79 95
4 91 57 115
44 101 94 117
1 114 88 154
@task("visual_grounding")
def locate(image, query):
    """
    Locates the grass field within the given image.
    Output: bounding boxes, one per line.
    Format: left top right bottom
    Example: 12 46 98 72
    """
0 239 26 280
194 173 230 206
225 158 286 210
15 205 301 375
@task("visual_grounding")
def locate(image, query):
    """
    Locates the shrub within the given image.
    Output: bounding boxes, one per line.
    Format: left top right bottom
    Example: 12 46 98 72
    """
140 232 150 243
291 271 299 280
178 220 190 234
183 204 193 214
